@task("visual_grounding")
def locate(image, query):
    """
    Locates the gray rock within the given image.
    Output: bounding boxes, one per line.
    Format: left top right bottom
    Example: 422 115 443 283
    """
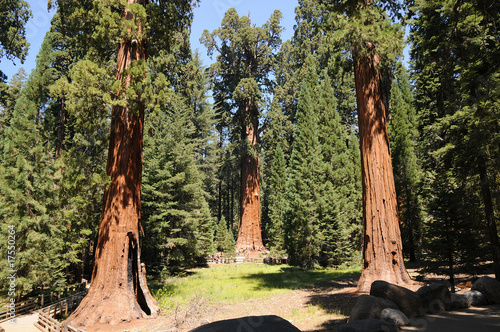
471 276 500 304
349 295 399 321
189 315 301 332
463 290 488 306
335 319 398 332
370 280 424 318
450 293 471 309
381 308 410 327
417 283 451 313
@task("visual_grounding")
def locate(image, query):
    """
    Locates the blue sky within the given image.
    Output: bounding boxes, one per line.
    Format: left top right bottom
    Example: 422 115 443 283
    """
2 0 56 81
2 0 409 82
2 0 299 82
191 0 298 67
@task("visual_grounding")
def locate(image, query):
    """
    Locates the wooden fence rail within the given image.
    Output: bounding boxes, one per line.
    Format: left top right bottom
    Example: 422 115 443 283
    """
207 257 236 264
34 292 86 332
0 282 87 323
0 298 37 322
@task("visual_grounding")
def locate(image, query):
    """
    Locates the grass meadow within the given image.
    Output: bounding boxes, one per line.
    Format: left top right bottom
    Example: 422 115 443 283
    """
151 263 361 314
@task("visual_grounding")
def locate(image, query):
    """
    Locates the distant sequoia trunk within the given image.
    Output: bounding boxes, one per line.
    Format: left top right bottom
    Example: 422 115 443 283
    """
236 99 264 254
67 0 159 326
354 44 411 292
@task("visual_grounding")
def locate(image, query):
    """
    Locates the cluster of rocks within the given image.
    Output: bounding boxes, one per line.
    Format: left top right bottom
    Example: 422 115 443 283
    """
334 276 500 332
187 276 500 332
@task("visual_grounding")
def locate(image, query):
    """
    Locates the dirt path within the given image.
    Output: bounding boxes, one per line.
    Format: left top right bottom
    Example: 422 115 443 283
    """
401 304 500 332
0 313 39 332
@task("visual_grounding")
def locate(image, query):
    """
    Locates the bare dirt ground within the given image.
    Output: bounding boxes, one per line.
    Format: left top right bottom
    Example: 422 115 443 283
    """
85 265 495 332
87 275 362 332
88 287 359 332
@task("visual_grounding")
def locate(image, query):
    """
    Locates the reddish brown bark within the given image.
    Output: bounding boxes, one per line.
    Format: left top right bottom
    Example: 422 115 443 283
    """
354 46 411 292
66 0 159 326
236 101 264 254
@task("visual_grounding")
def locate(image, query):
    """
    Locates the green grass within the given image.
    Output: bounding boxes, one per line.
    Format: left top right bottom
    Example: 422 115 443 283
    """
151 263 360 314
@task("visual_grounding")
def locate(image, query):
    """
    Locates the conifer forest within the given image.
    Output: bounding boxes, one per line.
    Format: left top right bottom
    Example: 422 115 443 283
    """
1 0 500 328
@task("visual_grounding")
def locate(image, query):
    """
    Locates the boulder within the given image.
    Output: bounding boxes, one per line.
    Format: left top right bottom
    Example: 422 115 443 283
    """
381 308 410 327
463 290 488 306
471 276 500 304
349 295 399 321
417 283 451 313
189 315 301 332
370 280 424 318
335 319 398 332
450 293 471 309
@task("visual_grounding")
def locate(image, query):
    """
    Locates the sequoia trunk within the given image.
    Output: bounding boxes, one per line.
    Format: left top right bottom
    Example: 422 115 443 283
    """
236 101 264 253
66 0 159 326
354 46 411 292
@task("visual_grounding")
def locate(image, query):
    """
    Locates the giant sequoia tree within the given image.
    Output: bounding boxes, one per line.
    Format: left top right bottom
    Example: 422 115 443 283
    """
64 0 197 326
201 8 283 253
324 0 410 291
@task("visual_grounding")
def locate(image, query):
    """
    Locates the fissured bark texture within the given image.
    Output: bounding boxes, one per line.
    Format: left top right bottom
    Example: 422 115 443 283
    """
236 102 264 254
67 0 159 326
354 47 411 292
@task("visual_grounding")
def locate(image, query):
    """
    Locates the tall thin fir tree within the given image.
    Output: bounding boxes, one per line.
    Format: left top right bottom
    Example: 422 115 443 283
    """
388 66 423 262
317 74 362 267
266 144 287 257
0 67 68 299
142 95 213 276
284 77 325 269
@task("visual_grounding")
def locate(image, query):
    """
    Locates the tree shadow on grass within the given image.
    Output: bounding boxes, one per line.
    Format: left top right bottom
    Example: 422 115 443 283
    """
243 267 361 332
242 267 361 291
303 288 360 331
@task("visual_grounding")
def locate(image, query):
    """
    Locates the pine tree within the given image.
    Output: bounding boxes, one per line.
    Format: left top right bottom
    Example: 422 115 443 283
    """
0 69 27 148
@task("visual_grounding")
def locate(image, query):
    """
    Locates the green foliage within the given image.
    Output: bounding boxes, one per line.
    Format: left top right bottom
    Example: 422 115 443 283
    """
142 94 214 276
284 57 362 269
266 145 287 257
0 0 32 76
316 74 362 267
411 0 500 278
387 66 424 261
0 71 67 298
284 72 325 269
214 216 235 254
